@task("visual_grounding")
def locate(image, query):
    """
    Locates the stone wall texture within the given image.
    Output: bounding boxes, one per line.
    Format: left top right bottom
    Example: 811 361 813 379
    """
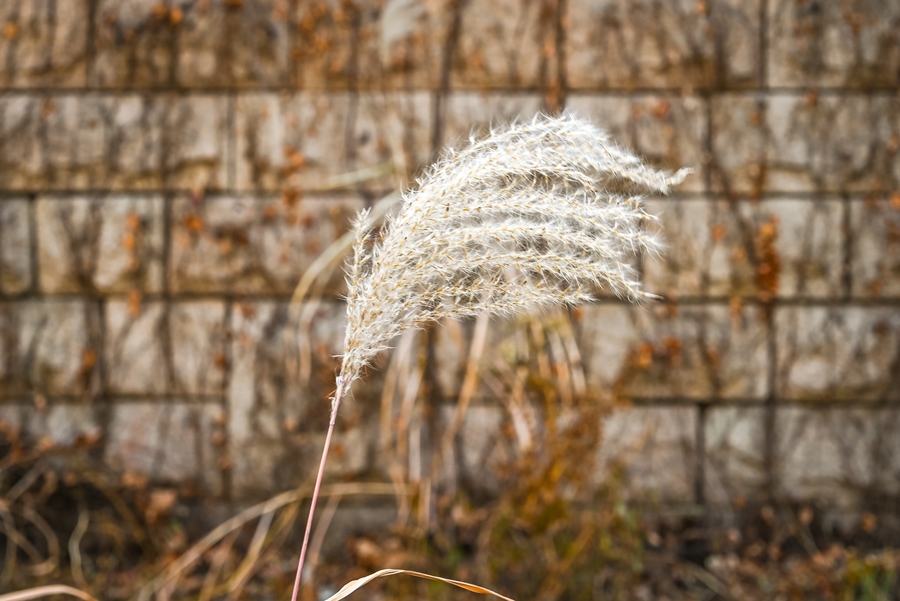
0 0 898 511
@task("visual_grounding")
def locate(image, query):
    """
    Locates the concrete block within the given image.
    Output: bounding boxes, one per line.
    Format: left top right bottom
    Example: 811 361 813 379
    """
91 0 178 88
598 405 697 503
234 91 431 191
439 92 544 150
436 403 505 494
765 94 900 193
452 0 551 90
777 408 900 508
0 403 100 447
176 0 290 88
36 195 164 293
294 0 447 90
0 94 229 191
709 93 767 194
0 0 88 87
105 301 226 396
567 0 760 90
170 301 227 395
0 95 166 190
580 303 769 400
567 94 707 192
0 301 96 397
775 307 900 402
768 0 900 88
713 94 900 194
93 0 290 88
228 301 374 496
169 193 362 294
105 401 223 493
851 197 900 298
105 300 168 395
645 198 843 299
0 200 33 295
163 95 230 190
704 407 766 504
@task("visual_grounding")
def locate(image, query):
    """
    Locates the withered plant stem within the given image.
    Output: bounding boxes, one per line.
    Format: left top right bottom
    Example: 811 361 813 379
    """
290 376 346 601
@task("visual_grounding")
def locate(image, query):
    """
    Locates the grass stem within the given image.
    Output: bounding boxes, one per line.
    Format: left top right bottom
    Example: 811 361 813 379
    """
290 376 346 601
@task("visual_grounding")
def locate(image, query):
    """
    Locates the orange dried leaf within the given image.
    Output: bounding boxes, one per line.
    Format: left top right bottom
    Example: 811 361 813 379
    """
81 349 97 371
184 214 204 232
711 223 727 242
128 290 142 316
652 100 671 120
635 341 654 369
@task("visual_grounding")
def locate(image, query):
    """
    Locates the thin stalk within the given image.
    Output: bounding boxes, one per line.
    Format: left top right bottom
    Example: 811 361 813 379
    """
290 376 347 601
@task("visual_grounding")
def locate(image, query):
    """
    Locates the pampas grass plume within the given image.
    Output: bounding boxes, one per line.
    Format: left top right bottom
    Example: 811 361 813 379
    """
339 113 687 387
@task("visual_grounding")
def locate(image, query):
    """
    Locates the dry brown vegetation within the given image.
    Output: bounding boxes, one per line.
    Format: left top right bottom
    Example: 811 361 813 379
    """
0 304 898 601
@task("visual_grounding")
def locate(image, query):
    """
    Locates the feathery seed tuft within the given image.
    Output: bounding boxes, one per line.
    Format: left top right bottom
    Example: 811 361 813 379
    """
339 114 688 387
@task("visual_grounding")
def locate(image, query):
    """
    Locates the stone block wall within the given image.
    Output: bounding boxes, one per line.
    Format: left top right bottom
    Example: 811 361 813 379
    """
0 0 898 510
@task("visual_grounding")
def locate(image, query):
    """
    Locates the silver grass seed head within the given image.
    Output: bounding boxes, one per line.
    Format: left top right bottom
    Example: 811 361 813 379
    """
338 114 688 388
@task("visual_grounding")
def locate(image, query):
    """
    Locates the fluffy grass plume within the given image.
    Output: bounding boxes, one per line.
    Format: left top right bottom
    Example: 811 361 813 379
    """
291 114 686 601
339 113 688 387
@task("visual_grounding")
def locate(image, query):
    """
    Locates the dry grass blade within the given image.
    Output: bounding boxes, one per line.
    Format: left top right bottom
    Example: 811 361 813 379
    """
68 511 89 588
322 569 516 601
224 509 275 600
140 482 402 601
289 191 400 308
0 585 99 601
198 530 239 601
20 506 59 577
291 191 401 385
433 311 490 484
